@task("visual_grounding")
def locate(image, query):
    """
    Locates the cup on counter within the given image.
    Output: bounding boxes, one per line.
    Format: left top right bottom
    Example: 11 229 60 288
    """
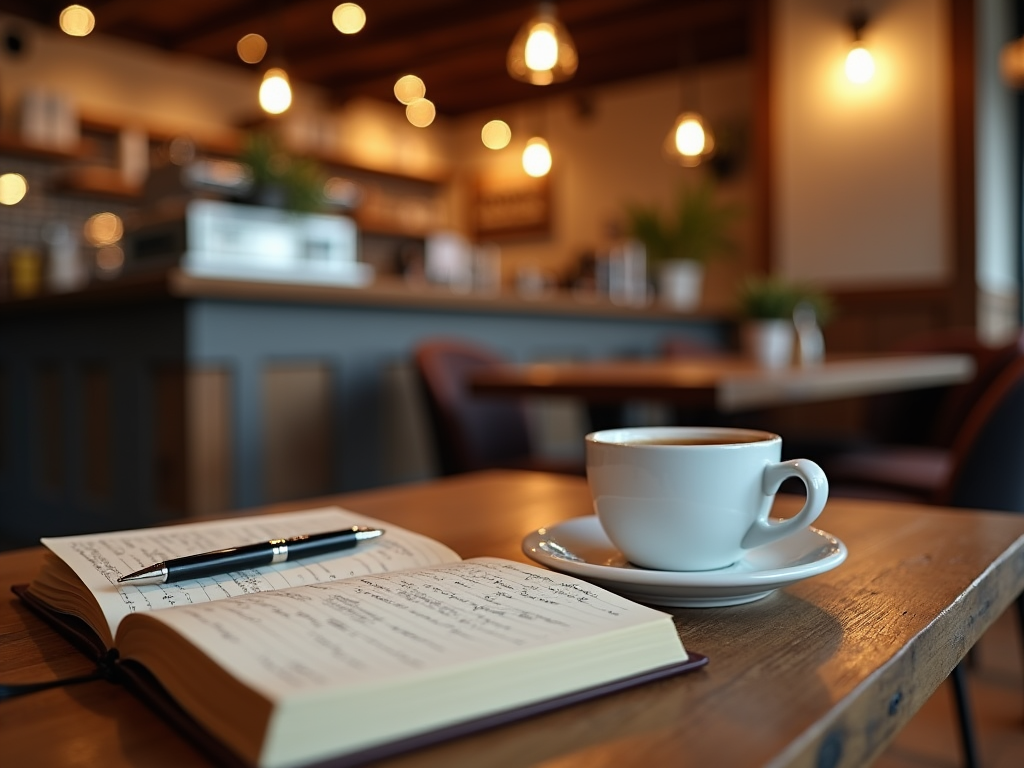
585 426 828 571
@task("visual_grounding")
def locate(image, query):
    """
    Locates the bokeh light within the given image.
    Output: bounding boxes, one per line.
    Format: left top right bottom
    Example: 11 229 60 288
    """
481 120 511 150
0 173 28 205
84 212 123 247
406 98 436 128
394 75 426 105
333 3 366 34
95 245 125 276
60 5 95 37
237 33 268 64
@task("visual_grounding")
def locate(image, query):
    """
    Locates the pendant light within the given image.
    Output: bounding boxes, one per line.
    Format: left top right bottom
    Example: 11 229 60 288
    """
844 10 875 84
522 136 552 177
663 34 714 168
507 3 578 86
259 67 292 114
664 112 714 167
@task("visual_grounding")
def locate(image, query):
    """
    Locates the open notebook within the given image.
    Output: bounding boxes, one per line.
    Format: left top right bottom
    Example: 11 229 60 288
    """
15 507 707 768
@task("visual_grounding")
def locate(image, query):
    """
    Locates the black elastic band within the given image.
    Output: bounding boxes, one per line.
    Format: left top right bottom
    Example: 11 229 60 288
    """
0 669 107 700
0 650 120 700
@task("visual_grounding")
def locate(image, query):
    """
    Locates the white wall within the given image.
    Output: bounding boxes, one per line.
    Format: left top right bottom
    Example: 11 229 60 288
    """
773 0 952 287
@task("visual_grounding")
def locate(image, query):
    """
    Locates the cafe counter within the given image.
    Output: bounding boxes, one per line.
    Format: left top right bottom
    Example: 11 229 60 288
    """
0 269 730 544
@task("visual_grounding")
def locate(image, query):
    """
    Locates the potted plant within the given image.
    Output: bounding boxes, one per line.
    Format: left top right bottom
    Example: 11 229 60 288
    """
737 277 831 369
625 181 740 310
238 131 326 213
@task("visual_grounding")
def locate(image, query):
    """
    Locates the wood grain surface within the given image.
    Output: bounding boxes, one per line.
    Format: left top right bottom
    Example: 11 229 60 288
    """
2 470 1023 768
470 355 975 413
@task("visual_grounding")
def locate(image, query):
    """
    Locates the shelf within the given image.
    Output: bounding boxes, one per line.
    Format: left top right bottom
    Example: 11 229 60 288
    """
0 134 83 161
51 166 142 200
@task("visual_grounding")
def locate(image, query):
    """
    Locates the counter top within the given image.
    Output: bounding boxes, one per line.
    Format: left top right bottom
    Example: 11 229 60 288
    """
0 268 731 323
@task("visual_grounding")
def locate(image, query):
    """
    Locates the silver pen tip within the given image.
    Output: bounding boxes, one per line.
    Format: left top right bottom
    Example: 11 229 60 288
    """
355 528 384 541
117 564 168 585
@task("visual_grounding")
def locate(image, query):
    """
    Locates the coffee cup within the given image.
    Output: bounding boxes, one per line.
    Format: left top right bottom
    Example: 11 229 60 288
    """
585 426 828 571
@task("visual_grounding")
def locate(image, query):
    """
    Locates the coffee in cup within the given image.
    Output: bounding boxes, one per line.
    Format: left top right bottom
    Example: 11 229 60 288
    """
585 426 828 571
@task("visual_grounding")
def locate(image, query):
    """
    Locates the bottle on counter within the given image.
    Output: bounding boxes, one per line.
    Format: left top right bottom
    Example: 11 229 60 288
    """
44 222 87 293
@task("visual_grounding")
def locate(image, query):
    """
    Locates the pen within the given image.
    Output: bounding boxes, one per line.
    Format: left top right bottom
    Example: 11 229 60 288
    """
116 526 385 586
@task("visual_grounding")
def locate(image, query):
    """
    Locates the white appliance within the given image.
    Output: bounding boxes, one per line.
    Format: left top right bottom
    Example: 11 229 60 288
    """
127 199 372 286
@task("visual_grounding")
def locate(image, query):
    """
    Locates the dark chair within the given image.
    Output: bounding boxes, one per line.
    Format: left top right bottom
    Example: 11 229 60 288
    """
824 329 1024 492
831 354 1024 768
413 338 584 476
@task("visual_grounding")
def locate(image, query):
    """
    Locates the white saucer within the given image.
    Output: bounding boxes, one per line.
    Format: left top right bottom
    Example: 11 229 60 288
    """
522 516 847 608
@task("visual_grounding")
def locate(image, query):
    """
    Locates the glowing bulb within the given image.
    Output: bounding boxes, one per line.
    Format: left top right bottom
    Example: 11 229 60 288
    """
481 120 511 150
394 75 426 105
675 118 707 157
507 6 577 85
524 23 558 72
260 68 292 114
237 33 267 64
406 98 436 128
333 3 366 34
845 46 875 84
0 173 28 205
60 5 95 37
84 212 123 246
663 112 714 167
522 137 551 177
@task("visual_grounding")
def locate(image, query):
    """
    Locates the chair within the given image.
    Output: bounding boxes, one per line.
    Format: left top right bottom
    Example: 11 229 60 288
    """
824 329 1024 492
413 338 584 476
831 354 1024 768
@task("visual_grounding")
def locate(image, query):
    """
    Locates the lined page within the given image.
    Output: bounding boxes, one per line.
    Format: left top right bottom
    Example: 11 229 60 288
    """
42 507 460 639
121 557 678 701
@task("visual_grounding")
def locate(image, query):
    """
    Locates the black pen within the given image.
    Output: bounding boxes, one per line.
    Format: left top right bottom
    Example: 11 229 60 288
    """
116 526 384 586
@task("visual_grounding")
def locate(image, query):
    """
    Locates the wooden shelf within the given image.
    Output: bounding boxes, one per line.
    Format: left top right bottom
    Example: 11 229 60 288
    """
51 166 142 200
0 134 83 161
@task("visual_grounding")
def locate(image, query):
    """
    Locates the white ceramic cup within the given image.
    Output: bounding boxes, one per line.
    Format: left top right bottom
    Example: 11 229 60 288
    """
585 426 829 571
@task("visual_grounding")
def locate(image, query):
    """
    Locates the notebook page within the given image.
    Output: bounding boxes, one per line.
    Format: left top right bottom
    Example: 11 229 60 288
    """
41 507 460 639
121 557 679 700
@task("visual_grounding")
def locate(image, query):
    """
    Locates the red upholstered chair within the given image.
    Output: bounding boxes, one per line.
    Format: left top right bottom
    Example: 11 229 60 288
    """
413 338 584 476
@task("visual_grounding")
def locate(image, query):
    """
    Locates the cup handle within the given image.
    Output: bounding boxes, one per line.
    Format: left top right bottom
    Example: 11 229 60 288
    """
741 459 829 550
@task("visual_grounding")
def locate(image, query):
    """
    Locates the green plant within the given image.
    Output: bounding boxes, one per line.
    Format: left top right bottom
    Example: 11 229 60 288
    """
738 277 832 322
624 181 741 264
239 131 326 213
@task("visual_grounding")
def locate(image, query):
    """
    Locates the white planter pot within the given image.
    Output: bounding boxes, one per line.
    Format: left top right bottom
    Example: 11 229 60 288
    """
657 259 704 311
743 319 795 369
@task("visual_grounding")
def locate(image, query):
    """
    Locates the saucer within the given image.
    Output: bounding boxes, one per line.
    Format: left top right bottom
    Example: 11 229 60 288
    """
521 516 847 608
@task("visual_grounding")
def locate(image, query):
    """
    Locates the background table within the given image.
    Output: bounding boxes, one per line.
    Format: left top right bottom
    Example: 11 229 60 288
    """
3 470 1023 768
471 354 975 412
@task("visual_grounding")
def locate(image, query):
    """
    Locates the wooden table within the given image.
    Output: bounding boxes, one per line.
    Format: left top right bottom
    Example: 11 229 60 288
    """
471 354 976 412
3 469 1024 768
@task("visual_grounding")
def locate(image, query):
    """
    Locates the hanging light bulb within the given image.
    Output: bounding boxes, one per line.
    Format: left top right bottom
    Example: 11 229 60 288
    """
259 67 292 114
522 137 552 177
507 3 578 86
845 10 875 84
664 112 714 167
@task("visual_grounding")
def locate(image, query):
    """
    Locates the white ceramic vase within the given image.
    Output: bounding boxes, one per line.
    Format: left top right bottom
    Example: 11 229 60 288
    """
657 259 704 311
743 319 795 369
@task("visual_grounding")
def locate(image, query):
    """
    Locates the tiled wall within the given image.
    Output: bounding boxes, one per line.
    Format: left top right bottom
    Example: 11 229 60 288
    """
0 154 135 291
